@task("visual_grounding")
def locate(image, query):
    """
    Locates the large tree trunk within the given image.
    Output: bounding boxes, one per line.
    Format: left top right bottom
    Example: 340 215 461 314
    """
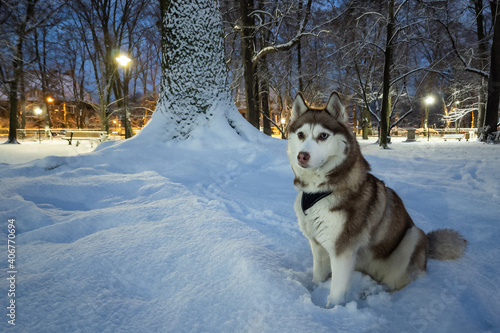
240 0 260 130
260 58 271 136
20 75 26 132
123 76 133 139
6 0 39 144
35 27 53 138
7 38 23 144
380 0 394 149
475 0 488 128
483 0 500 140
154 0 238 140
297 0 304 93
361 107 371 140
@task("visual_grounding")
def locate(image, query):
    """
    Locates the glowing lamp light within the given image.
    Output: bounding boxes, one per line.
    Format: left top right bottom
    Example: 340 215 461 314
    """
34 107 42 115
47 97 54 103
425 96 435 105
116 55 132 67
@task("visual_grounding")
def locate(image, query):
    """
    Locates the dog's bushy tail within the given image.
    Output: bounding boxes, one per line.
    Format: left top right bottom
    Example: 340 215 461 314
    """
427 228 467 260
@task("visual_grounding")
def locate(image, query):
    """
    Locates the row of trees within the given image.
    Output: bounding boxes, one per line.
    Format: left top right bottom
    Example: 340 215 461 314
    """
2 0 500 145
222 0 500 145
1 0 162 143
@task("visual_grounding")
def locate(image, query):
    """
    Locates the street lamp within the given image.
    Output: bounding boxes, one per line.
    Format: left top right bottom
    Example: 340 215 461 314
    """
116 54 131 67
424 95 435 141
47 97 55 113
46 97 56 121
34 107 43 143
280 118 286 139
115 54 132 138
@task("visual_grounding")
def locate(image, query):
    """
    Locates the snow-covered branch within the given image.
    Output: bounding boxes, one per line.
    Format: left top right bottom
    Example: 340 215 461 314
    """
442 107 478 122
251 0 348 69
356 11 387 23
251 0 313 68
440 21 489 79
391 108 413 129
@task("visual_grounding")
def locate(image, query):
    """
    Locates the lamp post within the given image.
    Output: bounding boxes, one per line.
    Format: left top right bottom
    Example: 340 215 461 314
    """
47 96 61 130
424 95 435 141
115 54 133 139
280 118 286 139
34 107 42 143
455 101 462 131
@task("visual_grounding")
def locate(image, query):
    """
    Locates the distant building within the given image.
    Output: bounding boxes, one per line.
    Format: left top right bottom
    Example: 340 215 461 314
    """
0 70 96 129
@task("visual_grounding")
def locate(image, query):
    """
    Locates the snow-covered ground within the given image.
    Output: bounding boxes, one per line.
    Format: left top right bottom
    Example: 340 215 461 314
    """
0 139 96 164
1 121 499 332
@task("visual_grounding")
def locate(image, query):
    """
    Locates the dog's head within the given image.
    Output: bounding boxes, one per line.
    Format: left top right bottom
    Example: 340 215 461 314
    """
287 92 351 172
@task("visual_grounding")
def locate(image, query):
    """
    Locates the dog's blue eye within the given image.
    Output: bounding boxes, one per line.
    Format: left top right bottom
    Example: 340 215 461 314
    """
319 133 329 141
297 132 305 139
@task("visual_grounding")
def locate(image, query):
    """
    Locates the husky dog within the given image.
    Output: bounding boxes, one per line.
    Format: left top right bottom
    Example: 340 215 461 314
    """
287 92 467 307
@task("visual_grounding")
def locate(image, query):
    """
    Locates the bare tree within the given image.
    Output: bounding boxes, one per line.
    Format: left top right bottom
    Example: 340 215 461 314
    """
3 0 39 144
1 0 67 144
238 0 259 129
378 0 396 148
438 0 490 129
473 0 490 128
333 0 429 146
236 0 314 131
69 0 150 137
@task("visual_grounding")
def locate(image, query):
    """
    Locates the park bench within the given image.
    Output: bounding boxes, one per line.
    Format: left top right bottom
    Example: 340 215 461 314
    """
443 134 465 141
62 131 108 147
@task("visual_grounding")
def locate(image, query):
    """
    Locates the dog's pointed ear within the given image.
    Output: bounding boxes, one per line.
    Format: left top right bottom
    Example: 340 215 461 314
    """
291 92 309 121
325 92 347 123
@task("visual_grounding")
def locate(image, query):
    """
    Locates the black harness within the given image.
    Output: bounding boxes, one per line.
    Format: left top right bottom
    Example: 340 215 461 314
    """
301 191 332 214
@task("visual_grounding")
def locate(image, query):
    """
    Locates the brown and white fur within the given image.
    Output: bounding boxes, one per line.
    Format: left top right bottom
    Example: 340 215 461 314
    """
287 92 467 307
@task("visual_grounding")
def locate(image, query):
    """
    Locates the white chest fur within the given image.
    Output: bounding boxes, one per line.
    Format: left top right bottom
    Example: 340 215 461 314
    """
294 192 347 250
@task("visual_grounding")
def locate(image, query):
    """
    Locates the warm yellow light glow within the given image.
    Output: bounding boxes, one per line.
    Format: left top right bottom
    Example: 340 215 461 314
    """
425 96 435 105
47 97 53 103
280 118 286 125
34 107 42 115
116 55 132 67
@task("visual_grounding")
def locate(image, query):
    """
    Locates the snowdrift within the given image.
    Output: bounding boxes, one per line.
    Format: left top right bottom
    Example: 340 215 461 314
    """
1 110 499 332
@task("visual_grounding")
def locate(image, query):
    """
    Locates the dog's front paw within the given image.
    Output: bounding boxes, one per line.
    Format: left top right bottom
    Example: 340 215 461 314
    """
326 291 345 308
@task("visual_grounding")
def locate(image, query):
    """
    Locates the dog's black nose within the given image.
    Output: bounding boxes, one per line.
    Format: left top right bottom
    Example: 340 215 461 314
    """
297 152 310 163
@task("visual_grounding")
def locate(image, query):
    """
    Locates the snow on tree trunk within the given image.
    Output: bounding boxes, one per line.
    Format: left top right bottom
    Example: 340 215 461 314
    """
150 0 233 140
